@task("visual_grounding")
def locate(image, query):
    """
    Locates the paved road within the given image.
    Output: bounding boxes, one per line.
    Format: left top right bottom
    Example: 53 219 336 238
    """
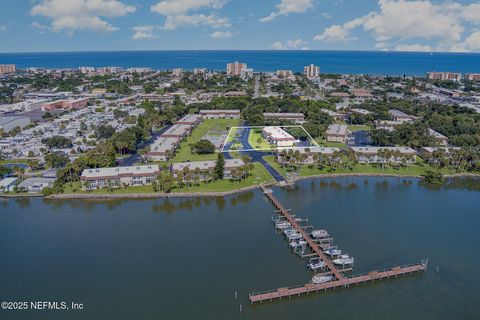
117 125 171 167
225 127 285 182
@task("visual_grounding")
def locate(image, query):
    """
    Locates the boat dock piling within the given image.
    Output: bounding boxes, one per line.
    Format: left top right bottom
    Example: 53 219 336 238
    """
249 186 427 304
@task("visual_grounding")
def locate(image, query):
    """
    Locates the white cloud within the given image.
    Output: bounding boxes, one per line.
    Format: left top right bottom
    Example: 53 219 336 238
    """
271 39 309 50
394 44 433 52
314 0 480 52
151 0 230 30
210 31 234 38
261 0 313 22
271 42 285 50
30 0 135 34
314 25 351 42
0 26 6 32
31 22 49 34
132 25 157 40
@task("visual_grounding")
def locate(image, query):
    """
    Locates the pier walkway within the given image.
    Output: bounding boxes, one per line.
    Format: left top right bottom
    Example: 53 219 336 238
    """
250 186 427 304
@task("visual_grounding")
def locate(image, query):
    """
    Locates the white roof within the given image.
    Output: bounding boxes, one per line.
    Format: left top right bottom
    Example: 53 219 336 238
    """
81 165 160 179
0 177 17 187
262 126 295 140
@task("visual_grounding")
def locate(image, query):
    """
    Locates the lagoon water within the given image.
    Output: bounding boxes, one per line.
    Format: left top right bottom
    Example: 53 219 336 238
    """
1 177 479 319
1 50 480 76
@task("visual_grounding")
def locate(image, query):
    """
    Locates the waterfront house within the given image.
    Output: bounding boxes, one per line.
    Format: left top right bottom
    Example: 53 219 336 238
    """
17 177 55 193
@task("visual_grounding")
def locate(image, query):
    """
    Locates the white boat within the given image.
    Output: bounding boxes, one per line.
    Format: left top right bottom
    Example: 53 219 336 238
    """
289 240 307 248
287 232 303 241
333 255 354 265
276 221 291 229
311 230 329 239
311 275 335 284
325 247 342 256
284 228 300 236
308 259 326 270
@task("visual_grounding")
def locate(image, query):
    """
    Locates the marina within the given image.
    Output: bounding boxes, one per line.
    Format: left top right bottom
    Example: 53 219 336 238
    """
249 186 428 304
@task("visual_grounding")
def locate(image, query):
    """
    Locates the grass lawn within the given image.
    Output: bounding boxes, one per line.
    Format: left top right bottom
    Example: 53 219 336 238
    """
248 129 273 150
262 155 464 178
172 119 240 162
347 125 372 132
315 139 349 149
62 163 274 195
175 163 275 193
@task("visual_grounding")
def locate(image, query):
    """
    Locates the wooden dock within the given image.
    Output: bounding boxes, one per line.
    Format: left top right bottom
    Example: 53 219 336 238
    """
250 186 427 304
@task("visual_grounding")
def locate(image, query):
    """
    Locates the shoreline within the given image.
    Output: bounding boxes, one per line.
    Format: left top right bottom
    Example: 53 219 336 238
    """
1 172 475 200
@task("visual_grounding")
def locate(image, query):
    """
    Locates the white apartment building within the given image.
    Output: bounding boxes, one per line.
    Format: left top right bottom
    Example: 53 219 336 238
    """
304 64 320 78
261 126 295 147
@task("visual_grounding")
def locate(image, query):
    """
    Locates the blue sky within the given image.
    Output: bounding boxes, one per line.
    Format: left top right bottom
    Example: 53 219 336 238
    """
0 0 480 53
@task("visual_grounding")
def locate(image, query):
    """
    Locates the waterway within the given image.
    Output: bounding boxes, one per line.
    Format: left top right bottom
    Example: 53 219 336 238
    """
1 177 479 319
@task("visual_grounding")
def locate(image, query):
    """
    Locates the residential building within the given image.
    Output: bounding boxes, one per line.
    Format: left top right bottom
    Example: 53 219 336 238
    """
161 124 192 139
465 73 480 81
352 88 373 98
0 116 31 132
319 109 343 121
18 178 55 193
276 70 293 78
127 67 152 73
375 120 403 131
41 98 89 111
172 68 184 76
427 72 462 82
80 165 160 190
227 62 247 76
193 68 208 75
304 64 320 78
199 109 241 119
277 147 340 164
325 124 348 143
263 113 305 124
350 147 417 164
177 114 203 126
146 137 180 162
261 126 295 147
0 64 16 75
79 66 95 74
388 109 415 122
428 129 449 146
0 177 18 192
350 108 372 116
171 159 245 180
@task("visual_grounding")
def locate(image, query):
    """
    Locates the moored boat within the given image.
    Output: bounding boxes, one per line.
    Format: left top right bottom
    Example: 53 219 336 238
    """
311 274 335 284
333 254 354 265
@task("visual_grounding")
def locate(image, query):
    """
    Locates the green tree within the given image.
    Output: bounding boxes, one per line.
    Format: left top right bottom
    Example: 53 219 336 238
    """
214 153 225 180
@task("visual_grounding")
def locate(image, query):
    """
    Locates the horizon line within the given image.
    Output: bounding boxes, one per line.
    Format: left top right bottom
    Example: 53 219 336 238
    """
0 49 479 55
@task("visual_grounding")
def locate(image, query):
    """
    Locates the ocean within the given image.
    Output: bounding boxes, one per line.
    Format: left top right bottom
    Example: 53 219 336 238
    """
1 50 480 76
